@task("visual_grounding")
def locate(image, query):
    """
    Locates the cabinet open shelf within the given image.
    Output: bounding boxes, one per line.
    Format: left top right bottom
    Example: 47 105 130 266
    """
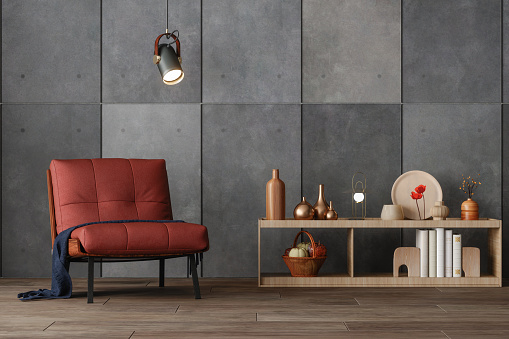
258 218 502 287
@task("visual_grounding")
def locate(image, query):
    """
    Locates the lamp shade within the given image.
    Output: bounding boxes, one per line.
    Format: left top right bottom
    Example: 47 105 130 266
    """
157 44 184 85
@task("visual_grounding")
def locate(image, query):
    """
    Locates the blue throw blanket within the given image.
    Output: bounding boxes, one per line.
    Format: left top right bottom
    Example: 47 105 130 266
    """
18 219 184 301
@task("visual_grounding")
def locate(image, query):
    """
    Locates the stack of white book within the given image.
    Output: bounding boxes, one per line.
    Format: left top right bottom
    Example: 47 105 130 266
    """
416 229 462 277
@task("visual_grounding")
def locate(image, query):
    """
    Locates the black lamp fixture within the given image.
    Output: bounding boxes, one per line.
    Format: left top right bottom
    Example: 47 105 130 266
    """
152 1 184 85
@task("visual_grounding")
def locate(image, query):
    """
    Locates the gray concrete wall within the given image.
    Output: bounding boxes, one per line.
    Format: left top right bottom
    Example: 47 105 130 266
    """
1 0 507 278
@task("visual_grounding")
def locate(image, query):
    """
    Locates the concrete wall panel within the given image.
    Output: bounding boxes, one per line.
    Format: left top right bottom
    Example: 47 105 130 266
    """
202 104 301 277
202 0 301 103
102 0 201 103
504 0 509 102
502 104 508 278
102 103 201 277
402 104 502 272
302 104 401 274
403 0 501 103
2 0 100 103
303 0 401 103
2 104 100 277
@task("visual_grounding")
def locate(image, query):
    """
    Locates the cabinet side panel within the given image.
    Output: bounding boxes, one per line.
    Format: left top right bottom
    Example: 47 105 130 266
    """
488 225 502 284
348 228 354 277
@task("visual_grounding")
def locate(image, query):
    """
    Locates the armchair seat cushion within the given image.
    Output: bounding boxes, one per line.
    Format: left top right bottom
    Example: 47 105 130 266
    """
71 221 208 256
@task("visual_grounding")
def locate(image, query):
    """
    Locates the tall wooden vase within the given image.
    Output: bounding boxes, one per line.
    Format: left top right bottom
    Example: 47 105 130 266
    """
461 198 479 220
266 169 285 220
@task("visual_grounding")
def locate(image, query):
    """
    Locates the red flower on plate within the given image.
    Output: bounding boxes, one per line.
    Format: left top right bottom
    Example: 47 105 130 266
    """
410 191 422 200
410 184 426 220
415 185 426 194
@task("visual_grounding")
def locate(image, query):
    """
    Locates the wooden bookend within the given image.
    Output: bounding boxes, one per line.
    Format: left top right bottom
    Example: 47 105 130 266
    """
462 247 480 278
393 247 420 277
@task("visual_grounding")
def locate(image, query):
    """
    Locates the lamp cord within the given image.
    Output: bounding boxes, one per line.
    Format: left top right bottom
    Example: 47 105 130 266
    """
164 0 178 45
163 30 179 44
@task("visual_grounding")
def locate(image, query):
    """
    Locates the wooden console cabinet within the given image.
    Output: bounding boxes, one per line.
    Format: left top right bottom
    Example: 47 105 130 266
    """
258 218 502 287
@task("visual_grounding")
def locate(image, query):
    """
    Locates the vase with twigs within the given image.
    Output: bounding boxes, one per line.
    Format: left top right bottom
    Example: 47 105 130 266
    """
460 174 481 220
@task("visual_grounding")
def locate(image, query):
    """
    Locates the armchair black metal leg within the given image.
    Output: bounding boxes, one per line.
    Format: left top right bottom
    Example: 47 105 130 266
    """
87 257 94 303
200 253 204 277
159 259 165 287
189 254 201 299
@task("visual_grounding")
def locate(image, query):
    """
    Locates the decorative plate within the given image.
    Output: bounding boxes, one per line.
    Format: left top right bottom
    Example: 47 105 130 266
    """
391 170 443 220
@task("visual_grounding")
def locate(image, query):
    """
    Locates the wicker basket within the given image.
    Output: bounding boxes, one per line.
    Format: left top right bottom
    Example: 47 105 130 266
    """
282 230 326 277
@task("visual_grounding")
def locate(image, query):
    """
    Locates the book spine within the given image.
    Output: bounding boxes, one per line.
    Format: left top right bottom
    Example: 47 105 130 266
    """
436 228 445 277
416 229 428 277
445 229 453 277
453 234 462 277
428 229 437 278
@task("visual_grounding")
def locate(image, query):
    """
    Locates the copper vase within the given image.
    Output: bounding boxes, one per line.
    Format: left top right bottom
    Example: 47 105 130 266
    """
313 184 329 220
266 169 285 220
293 197 315 220
326 201 338 220
461 198 478 220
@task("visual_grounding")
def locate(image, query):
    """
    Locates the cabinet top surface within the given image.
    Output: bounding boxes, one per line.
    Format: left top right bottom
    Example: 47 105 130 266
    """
259 218 501 229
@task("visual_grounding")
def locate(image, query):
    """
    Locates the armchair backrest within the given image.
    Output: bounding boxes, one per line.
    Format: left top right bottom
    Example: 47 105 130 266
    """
49 158 173 234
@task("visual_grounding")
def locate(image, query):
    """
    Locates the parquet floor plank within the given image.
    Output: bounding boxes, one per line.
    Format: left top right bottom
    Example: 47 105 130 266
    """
257 304 445 322
345 320 509 331
443 330 509 338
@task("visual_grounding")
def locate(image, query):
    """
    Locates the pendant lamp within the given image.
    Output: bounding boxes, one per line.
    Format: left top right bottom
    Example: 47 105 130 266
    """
152 1 183 85
153 30 184 85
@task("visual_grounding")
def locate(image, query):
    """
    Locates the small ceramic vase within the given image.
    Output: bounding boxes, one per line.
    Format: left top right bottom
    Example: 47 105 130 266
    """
313 184 329 220
325 201 338 220
266 169 285 220
293 197 315 220
380 205 404 220
461 198 479 220
431 201 449 220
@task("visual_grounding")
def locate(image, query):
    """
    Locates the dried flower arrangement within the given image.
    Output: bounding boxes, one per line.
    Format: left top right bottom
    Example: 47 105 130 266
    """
459 174 481 199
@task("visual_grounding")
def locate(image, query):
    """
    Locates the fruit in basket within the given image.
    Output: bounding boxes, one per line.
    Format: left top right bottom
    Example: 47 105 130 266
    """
308 241 327 257
284 248 292 256
288 247 309 257
297 241 311 251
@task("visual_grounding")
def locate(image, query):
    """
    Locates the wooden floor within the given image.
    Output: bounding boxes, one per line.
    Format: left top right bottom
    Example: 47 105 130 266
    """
1 278 509 338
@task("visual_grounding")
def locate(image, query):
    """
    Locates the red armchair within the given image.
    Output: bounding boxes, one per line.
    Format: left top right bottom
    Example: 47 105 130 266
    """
47 158 209 302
